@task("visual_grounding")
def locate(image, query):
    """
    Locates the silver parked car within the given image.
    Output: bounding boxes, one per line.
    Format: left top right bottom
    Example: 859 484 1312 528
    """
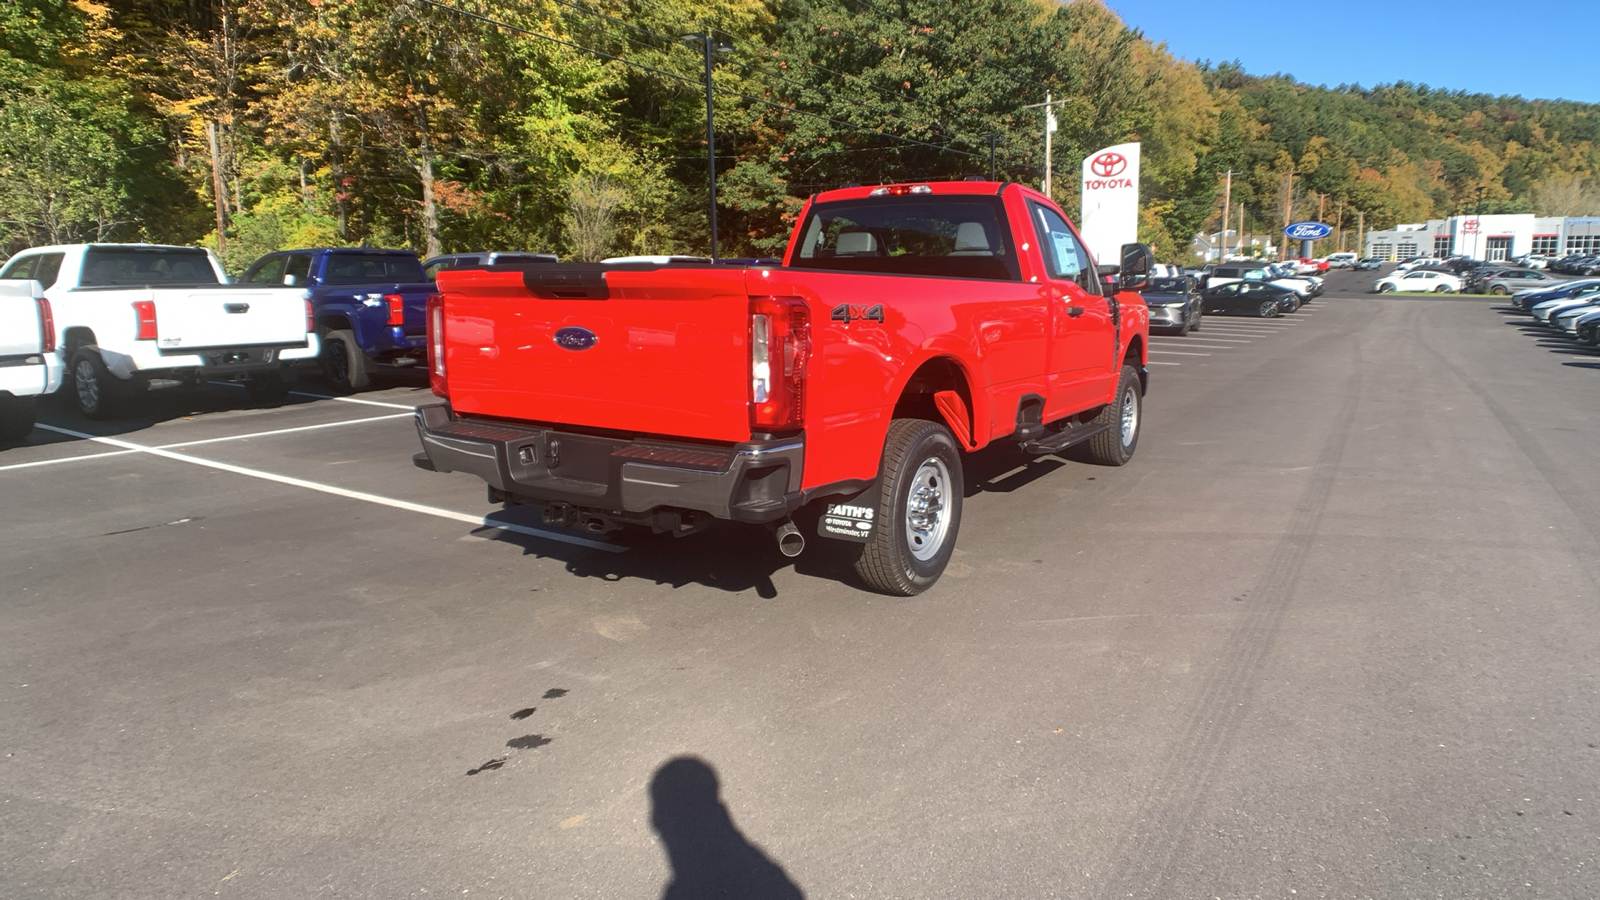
1476 268 1557 295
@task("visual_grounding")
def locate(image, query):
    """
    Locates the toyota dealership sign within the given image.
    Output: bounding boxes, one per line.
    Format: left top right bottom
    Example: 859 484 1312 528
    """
1079 142 1140 267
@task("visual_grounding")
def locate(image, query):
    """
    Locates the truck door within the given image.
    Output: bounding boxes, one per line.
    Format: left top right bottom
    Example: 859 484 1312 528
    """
1027 201 1117 418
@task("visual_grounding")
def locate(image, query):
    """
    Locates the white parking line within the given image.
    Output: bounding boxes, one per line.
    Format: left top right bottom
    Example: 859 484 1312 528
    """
0 449 141 473
1149 350 1211 356
34 424 626 553
1151 342 1236 350
154 413 412 449
1148 361 1181 366
1162 336 1251 343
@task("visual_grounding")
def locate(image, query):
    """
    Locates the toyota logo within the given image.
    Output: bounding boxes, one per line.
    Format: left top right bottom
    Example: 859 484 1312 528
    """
1091 152 1127 177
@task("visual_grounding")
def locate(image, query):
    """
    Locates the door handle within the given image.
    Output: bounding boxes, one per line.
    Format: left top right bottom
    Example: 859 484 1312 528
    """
1066 306 1084 318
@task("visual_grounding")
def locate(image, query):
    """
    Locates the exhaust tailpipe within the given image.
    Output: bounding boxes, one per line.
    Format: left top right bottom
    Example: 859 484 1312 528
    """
773 520 805 558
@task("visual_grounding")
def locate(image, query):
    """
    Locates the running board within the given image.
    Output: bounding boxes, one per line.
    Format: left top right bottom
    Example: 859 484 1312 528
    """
1019 422 1108 455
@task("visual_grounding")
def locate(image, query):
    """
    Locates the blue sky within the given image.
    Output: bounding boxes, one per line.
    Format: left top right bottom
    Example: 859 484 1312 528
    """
1102 0 1600 104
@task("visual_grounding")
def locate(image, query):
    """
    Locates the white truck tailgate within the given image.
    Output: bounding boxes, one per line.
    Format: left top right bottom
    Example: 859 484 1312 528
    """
0 280 49 396
142 288 307 350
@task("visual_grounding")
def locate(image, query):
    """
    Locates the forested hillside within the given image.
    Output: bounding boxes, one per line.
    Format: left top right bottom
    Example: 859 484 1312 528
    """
4 0 1599 269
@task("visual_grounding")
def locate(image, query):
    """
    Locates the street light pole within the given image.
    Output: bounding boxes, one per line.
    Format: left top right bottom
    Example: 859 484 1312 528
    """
683 32 732 261
1022 95 1066 198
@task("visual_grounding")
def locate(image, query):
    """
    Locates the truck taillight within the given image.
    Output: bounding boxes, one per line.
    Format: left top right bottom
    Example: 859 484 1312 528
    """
133 300 158 341
306 299 315 334
749 296 810 432
385 293 405 327
427 292 447 397
37 296 55 353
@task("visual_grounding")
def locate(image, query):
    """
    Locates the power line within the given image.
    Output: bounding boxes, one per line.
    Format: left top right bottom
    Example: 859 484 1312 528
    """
408 0 993 163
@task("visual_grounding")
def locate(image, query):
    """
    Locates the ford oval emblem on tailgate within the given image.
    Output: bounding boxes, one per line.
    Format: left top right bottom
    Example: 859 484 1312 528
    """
553 326 598 351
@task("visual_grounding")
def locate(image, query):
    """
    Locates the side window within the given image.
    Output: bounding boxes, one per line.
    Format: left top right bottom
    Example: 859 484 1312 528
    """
244 256 286 284
424 259 454 280
1030 203 1100 295
284 254 312 285
1 255 37 280
32 253 64 287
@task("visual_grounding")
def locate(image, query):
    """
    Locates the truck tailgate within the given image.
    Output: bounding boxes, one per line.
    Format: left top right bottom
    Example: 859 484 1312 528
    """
132 287 308 350
438 266 754 443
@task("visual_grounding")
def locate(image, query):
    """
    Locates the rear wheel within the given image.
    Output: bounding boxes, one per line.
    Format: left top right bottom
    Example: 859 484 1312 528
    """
1378 283 1395 293
852 418 963 596
319 328 370 393
1258 299 1280 318
0 395 36 443
70 347 116 419
1082 364 1142 467
1490 285 1508 295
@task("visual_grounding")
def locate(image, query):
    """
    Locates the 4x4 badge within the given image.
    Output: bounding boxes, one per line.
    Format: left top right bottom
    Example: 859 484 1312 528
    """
829 304 885 324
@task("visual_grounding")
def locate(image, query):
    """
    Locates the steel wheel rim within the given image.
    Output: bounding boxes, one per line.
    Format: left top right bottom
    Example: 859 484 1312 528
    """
74 359 99 411
1120 383 1139 447
904 456 952 562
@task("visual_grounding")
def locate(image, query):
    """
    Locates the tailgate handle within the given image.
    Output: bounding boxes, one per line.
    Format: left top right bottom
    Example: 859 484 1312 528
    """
224 302 250 314
521 264 611 300
1066 306 1084 318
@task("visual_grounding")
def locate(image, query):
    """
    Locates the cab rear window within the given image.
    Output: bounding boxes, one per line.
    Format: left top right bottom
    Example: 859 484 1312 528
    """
322 253 426 284
80 248 219 286
791 197 1020 281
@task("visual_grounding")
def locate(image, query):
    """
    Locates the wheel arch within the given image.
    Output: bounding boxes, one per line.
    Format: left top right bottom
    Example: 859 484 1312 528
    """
890 354 981 451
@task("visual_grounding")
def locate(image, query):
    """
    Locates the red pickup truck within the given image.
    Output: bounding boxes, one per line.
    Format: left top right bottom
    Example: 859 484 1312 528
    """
415 180 1151 594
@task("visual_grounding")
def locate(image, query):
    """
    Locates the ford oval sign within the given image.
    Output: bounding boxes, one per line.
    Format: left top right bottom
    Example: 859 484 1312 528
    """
1283 221 1333 240
553 326 598 351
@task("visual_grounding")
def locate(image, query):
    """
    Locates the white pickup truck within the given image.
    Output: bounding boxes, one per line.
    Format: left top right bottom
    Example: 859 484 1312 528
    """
0 244 319 417
0 279 62 442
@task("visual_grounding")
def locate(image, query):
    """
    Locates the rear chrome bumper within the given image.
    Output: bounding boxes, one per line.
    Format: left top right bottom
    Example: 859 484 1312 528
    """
414 403 805 524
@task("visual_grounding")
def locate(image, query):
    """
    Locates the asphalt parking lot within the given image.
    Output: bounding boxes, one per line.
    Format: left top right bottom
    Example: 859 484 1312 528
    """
4 268 1599 898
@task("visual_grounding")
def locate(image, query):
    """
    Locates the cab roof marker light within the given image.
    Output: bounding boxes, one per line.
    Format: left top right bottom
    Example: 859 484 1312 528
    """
868 184 934 197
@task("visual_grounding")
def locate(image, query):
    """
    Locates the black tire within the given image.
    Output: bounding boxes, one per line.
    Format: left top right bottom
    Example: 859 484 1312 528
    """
1190 308 1202 332
1257 299 1280 318
320 328 370 392
852 418 963 596
246 370 291 402
0 395 36 443
1490 285 1507 295
69 347 116 419
1082 364 1142 467
1176 312 1191 336
1379 284 1395 293
1437 285 1455 294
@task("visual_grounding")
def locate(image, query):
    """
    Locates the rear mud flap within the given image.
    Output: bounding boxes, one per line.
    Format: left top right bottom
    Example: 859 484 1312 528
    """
816 483 878 544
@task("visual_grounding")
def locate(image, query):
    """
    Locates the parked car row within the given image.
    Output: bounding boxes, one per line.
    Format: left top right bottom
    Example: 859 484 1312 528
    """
1512 276 1600 346
1546 254 1600 275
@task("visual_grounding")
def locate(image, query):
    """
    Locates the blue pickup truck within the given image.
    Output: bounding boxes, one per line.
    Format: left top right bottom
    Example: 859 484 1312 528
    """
241 248 433 391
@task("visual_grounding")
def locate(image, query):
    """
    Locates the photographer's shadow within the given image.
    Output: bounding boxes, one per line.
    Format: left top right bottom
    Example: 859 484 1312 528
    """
650 756 805 900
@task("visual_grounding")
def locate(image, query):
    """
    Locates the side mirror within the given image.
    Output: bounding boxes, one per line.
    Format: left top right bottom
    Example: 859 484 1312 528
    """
1120 243 1153 277
1119 243 1153 291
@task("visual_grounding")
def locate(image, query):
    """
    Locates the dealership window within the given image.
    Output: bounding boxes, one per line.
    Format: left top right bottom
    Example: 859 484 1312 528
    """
1567 234 1600 254
1433 235 1452 256
1531 235 1559 255
1371 241 1393 260
1397 241 1419 259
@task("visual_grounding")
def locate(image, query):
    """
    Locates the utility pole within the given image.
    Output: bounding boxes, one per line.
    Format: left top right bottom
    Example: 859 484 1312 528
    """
1279 170 1296 259
206 120 227 262
1022 94 1065 198
1335 199 1345 251
1220 169 1232 261
683 32 733 260
1357 209 1365 259
1474 186 1486 260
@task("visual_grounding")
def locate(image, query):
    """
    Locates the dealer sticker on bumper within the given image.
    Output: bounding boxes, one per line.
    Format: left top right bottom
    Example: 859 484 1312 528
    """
819 501 876 543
